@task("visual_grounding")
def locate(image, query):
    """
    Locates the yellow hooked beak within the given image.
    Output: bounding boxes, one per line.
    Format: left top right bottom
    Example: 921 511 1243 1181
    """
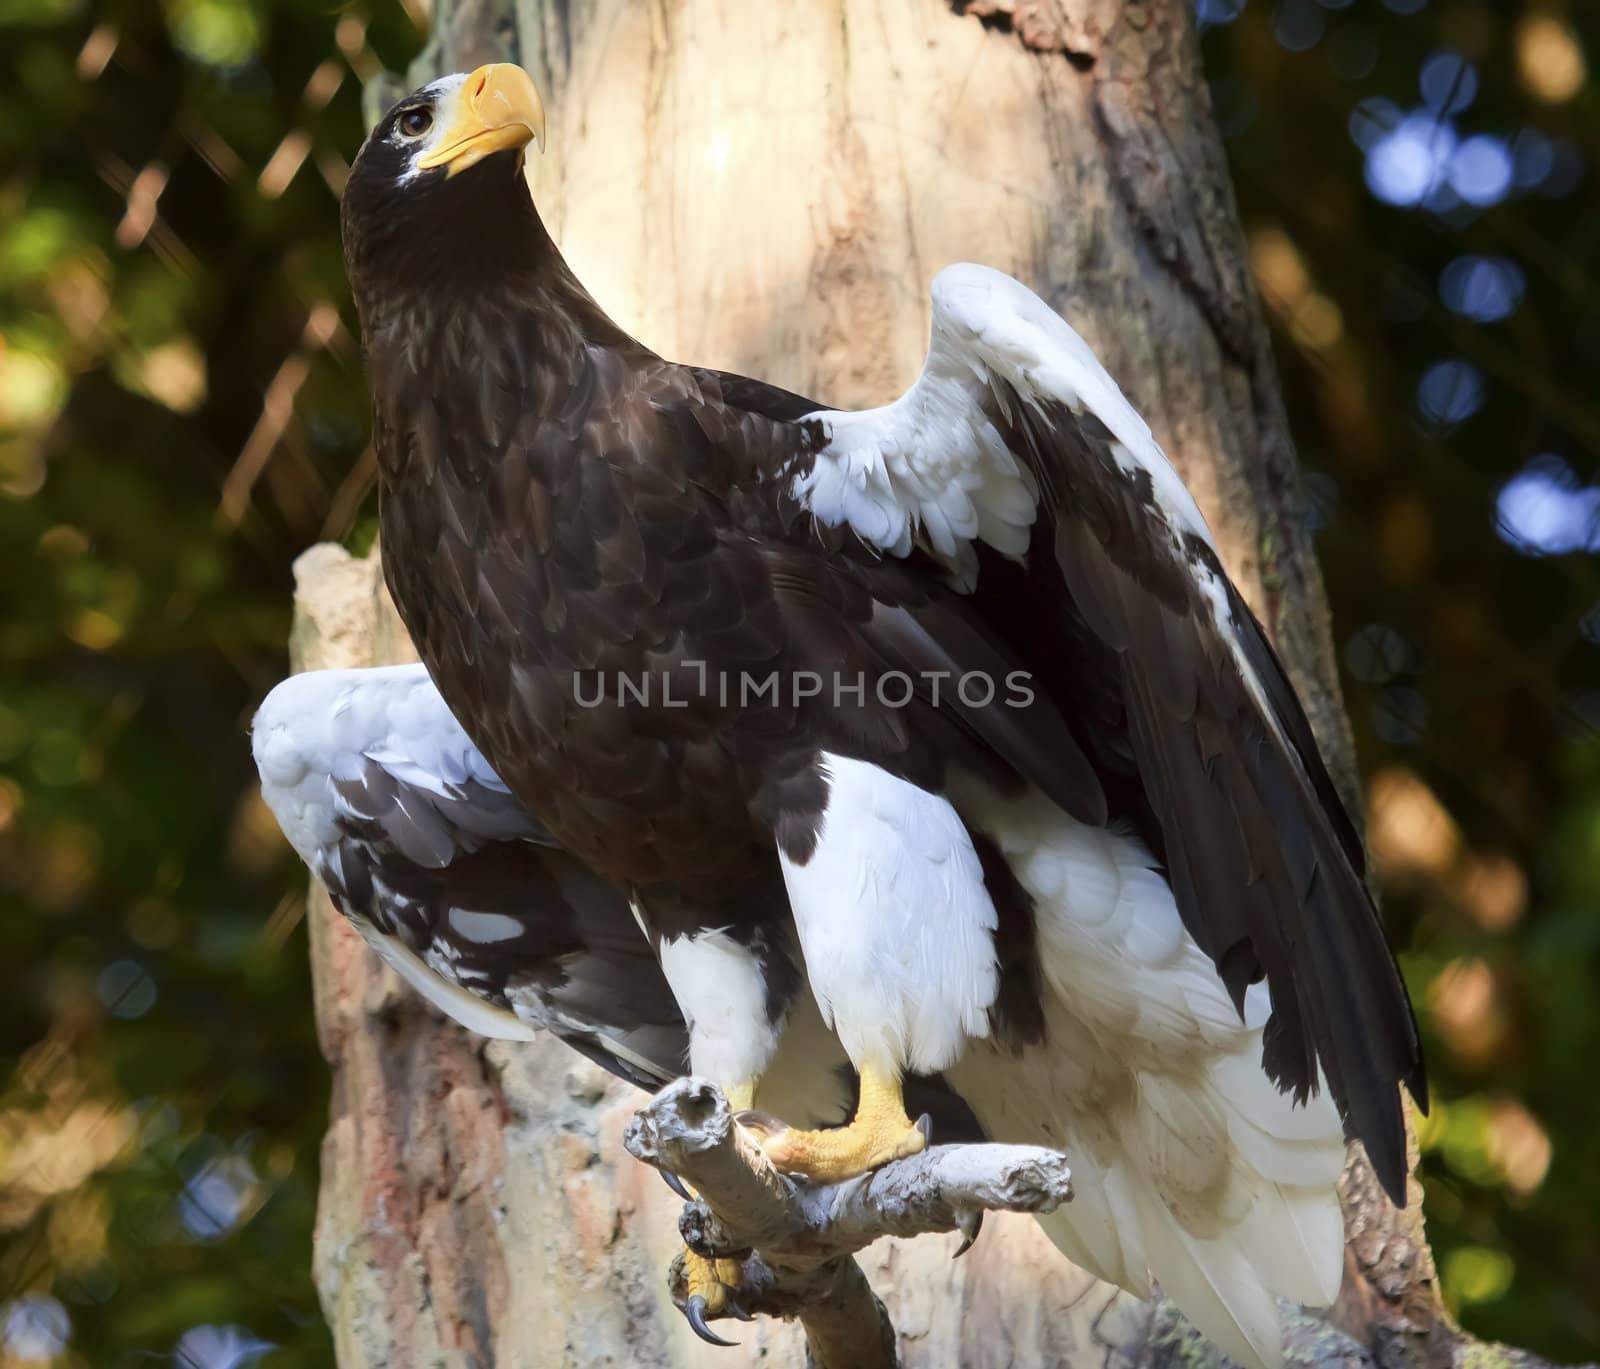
415 63 547 176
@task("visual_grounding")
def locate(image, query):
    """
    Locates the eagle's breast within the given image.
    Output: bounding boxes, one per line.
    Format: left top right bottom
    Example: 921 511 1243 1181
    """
372 331 794 902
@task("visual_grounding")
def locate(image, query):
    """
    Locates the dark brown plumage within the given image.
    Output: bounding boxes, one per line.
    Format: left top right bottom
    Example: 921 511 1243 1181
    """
322 66 1442 1363
342 73 1423 1198
339 72 1425 1335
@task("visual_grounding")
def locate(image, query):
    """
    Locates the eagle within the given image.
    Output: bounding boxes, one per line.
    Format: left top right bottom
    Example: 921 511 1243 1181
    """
271 61 1429 1367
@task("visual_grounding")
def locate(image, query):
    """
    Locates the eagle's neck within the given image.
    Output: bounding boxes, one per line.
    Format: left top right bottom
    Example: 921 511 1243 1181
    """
345 150 633 348
352 165 643 485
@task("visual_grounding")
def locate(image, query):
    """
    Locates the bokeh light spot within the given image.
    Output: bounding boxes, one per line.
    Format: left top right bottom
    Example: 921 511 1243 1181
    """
1197 0 1249 28
167 0 260 68
1449 135 1513 207
1 1295 70 1362
1439 255 1524 322
1511 126 1555 187
31 730 83 788
1445 1246 1515 1306
173 1324 276 1369
1274 0 1325 51
1420 50 1477 113
0 347 68 430
1486 1098 1552 1195
1414 359 1485 430
1496 455 1600 555
178 1154 260 1242
65 608 124 652
127 898 182 949
139 339 208 413
1516 15 1586 104
1365 113 1454 206
97 961 157 1020
1429 959 1507 1063
1537 138 1584 198
1345 624 1418 684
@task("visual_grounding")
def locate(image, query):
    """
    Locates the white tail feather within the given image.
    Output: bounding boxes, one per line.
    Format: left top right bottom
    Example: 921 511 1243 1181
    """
1238 1184 1346 1309
948 784 1349 1369
1137 1192 1284 1369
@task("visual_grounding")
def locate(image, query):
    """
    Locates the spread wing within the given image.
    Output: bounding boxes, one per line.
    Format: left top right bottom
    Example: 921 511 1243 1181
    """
786 262 1425 1202
252 663 684 1090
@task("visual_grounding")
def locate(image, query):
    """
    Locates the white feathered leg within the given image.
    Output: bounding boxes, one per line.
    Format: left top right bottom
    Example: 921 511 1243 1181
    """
767 751 1000 1181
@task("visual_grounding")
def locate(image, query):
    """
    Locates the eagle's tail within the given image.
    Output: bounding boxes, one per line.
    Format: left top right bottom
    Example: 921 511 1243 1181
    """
948 790 1349 1369
1028 1065 1346 1369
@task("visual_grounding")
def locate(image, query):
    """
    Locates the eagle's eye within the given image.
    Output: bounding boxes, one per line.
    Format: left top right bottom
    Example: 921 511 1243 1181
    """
398 107 434 139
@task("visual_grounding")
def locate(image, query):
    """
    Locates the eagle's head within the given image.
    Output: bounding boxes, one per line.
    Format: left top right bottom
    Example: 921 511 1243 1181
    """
341 64 548 322
355 64 545 189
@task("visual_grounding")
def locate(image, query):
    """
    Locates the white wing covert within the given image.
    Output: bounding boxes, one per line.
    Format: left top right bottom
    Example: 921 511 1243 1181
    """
252 664 685 1087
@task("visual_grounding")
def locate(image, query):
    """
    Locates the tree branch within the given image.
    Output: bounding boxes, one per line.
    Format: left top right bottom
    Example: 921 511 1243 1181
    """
623 1078 1074 1366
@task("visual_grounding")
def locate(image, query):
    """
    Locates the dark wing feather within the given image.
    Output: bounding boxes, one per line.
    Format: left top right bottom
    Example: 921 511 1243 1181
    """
324 769 685 1090
1009 395 1425 1201
1224 587 1370 880
757 541 1109 825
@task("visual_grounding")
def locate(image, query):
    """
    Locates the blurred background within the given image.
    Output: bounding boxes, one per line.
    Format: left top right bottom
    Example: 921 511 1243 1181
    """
0 1 1595 1364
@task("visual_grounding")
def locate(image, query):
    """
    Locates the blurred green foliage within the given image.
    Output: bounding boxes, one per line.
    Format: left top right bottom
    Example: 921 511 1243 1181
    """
1203 3 1600 1357
0 2 419 1365
0 1 1594 1365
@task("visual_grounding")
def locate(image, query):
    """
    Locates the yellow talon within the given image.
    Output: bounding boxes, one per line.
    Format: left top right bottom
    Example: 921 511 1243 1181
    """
668 1069 925 1346
682 1247 748 1345
742 1064 927 1184
685 1249 746 1304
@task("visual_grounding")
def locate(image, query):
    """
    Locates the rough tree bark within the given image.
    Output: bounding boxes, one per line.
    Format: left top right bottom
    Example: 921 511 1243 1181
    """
289 2 1575 1366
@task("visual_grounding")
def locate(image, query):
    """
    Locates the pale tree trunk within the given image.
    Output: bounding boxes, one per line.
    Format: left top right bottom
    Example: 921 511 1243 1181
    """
293 2 1569 1366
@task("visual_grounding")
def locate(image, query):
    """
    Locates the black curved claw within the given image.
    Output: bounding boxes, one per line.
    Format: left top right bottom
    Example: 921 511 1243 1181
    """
660 1169 692 1202
735 1107 787 1138
915 1113 934 1146
686 1295 738 1347
952 1210 983 1258
725 1297 756 1323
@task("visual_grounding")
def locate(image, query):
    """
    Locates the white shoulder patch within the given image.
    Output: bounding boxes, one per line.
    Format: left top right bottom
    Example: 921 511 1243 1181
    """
790 263 1219 590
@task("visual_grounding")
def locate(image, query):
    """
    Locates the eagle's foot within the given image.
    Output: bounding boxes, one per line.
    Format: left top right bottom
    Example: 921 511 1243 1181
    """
681 1249 752 1347
741 1064 930 1184
743 1111 930 1183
